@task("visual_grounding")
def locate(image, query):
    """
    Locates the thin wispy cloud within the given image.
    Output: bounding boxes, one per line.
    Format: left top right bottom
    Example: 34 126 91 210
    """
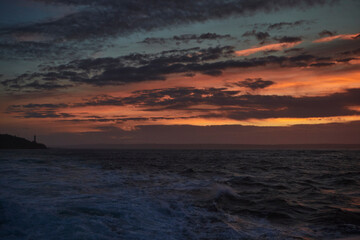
235 42 302 56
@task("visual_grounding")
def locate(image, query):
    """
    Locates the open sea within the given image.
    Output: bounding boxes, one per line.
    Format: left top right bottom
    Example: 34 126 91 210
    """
0 149 359 240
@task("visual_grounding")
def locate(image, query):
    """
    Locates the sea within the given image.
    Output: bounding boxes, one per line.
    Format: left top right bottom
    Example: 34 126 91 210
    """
0 149 359 240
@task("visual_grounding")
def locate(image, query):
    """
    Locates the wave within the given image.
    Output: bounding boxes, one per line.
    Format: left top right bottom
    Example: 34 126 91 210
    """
1 149 360 239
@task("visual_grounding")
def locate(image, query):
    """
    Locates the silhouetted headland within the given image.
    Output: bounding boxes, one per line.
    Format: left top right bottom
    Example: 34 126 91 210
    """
0 134 47 149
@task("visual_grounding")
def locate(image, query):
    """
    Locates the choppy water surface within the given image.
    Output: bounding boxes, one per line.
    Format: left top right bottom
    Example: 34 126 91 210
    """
0 149 359 239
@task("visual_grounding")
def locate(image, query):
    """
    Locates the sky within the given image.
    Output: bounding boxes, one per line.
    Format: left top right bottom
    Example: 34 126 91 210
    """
0 0 359 146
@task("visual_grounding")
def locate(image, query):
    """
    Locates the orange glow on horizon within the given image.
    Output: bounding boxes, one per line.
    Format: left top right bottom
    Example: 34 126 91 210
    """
154 115 360 127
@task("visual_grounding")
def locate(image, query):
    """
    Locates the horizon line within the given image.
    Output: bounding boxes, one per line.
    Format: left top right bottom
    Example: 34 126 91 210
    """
49 143 360 150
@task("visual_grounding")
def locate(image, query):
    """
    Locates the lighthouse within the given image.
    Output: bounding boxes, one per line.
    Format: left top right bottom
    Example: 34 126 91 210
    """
33 135 37 143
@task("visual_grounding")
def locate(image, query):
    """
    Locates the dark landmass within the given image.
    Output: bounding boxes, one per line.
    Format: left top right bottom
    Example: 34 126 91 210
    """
56 144 360 150
0 134 47 149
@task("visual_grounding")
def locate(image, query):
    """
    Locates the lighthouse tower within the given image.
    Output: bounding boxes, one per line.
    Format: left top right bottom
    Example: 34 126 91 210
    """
33 135 37 143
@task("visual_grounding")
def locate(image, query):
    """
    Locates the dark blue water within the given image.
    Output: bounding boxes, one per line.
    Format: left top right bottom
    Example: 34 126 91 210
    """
0 149 359 239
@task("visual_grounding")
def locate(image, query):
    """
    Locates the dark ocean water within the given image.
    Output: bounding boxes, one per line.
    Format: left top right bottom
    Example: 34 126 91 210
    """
0 149 359 240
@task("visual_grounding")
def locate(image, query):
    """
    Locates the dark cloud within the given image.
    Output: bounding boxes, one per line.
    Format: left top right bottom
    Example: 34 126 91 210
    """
74 95 124 107
127 87 241 110
267 20 314 31
263 50 280 55
61 117 147 123
0 0 336 60
309 62 335 67
318 30 337 37
22 81 74 90
139 33 233 45
8 87 360 121
0 38 107 60
9 0 331 41
7 102 201 121
120 87 360 120
228 78 275 90
55 46 234 70
60 115 198 123
83 88 360 120
6 103 71 119
0 45 235 90
316 57 332 61
17 110 75 119
242 30 270 41
201 69 223 76
139 38 167 45
284 48 304 53
3 47 344 91
336 58 357 63
288 54 315 62
275 36 302 43
23 103 69 109
1 72 81 92
341 48 360 56
0 41 77 60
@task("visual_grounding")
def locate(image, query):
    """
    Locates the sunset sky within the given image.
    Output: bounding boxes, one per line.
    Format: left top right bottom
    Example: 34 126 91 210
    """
0 0 359 146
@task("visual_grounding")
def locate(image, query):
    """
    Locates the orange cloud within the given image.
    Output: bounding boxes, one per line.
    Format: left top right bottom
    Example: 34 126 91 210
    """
166 62 360 97
2 53 360 134
313 33 360 43
235 42 301 56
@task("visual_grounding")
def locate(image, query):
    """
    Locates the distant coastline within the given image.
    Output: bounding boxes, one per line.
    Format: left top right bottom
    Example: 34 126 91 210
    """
53 144 360 150
0 134 47 149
